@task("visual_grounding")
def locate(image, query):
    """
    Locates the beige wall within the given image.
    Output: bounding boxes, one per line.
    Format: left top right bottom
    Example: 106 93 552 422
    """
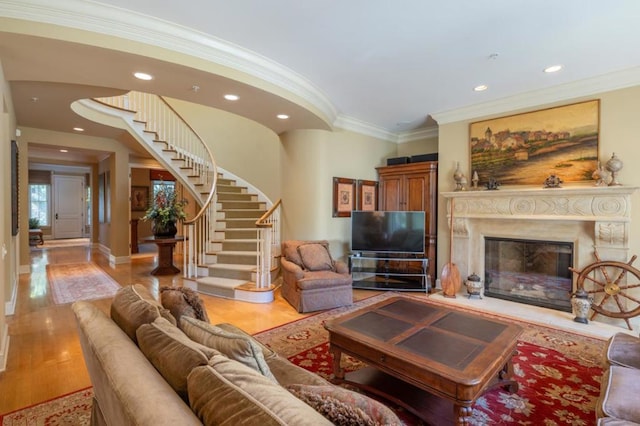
436 85 640 283
165 98 283 201
0 59 17 371
396 135 438 157
279 128 397 259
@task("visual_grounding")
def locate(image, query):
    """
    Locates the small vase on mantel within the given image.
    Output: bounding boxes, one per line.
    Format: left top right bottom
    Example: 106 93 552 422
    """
605 152 624 186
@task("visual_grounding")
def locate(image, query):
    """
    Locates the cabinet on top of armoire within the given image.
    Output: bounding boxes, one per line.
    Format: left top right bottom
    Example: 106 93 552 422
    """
376 161 438 283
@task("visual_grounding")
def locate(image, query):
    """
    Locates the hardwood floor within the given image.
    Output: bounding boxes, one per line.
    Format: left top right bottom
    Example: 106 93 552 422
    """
0 243 377 414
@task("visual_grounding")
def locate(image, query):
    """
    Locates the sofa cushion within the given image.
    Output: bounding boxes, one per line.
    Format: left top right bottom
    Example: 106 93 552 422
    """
298 243 334 271
606 332 640 369
137 317 217 401
265 356 331 387
160 286 210 325
286 384 401 426
180 317 276 382
298 270 353 290
110 284 176 343
283 240 330 268
215 322 277 360
187 355 332 426
598 365 640 422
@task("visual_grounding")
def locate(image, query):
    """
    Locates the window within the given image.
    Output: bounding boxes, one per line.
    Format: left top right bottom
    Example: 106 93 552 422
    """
29 184 50 226
151 180 175 198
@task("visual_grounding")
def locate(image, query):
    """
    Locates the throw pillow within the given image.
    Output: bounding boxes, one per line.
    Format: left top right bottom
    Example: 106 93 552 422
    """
110 284 176 343
187 355 332 426
136 317 218 401
286 384 402 426
297 243 334 271
180 317 277 382
160 286 210 325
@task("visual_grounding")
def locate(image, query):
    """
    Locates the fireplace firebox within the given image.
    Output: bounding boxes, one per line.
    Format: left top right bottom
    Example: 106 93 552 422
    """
484 237 573 312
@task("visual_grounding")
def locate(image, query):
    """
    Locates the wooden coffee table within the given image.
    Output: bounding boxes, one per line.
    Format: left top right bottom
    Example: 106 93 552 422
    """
325 296 522 425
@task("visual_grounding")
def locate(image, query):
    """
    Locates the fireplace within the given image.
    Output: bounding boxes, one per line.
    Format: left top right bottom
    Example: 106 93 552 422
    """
484 237 573 312
441 185 636 323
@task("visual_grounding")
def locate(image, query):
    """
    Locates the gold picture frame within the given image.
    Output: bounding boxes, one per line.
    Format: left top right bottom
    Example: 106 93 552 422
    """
470 100 599 186
131 186 149 211
332 177 356 217
356 180 378 211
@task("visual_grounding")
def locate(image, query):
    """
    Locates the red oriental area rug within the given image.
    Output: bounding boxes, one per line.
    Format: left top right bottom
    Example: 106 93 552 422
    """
254 293 607 425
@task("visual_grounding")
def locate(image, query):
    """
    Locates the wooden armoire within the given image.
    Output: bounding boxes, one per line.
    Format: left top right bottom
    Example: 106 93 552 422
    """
376 161 438 281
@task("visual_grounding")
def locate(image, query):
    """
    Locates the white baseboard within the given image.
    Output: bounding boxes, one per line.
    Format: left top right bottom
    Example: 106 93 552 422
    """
4 281 17 316
0 323 9 373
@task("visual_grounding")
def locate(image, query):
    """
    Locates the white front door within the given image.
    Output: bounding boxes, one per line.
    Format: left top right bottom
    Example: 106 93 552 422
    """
53 175 84 239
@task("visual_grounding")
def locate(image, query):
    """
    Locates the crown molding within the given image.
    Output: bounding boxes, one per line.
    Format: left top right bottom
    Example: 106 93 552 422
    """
0 0 338 124
333 115 397 142
397 126 438 144
432 66 640 125
334 115 439 144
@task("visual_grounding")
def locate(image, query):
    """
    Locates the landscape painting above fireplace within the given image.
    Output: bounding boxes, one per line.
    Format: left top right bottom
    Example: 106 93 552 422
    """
470 100 599 186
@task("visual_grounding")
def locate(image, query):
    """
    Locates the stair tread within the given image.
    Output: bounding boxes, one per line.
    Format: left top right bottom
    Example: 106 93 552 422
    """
205 264 255 271
216 250 258 256
197 276 247 287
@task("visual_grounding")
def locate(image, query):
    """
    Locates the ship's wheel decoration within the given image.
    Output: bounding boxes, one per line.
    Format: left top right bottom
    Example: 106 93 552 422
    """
569 251 640 330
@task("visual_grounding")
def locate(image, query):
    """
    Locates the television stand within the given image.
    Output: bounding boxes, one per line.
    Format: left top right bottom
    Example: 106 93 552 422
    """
349 253 430 293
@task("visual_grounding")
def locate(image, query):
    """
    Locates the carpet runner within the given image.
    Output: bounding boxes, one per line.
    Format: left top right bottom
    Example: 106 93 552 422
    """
47 262 121 305
0 293 607 425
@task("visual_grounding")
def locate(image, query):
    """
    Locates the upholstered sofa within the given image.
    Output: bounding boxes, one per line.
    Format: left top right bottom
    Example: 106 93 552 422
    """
280 240 353 313
597 332 640 425
73 284 400 425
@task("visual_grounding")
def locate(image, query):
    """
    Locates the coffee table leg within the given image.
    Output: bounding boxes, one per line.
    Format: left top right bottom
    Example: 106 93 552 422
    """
454 405 472 425
329 345 345 381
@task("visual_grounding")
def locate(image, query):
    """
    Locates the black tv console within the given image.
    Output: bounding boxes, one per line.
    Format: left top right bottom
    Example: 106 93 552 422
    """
349 253 430 293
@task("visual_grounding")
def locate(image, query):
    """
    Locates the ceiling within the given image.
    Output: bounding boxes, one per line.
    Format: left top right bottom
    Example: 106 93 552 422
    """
2 0 640 163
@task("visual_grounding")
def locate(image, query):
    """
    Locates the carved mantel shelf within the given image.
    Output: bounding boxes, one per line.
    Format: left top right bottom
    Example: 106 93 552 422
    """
441 185 638 223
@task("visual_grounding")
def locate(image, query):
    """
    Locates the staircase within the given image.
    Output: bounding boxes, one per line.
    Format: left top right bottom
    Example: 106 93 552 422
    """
71 91 280 303
194 177 276 302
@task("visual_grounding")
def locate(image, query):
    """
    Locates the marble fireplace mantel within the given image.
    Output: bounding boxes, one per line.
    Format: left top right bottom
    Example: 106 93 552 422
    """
440 185 638 294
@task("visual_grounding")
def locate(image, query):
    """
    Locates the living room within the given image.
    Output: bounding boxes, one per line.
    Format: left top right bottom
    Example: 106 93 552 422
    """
1 1 640 424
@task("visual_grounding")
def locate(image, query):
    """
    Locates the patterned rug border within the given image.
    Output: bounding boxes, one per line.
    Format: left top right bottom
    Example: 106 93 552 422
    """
0 387 93 423
47 262 121 305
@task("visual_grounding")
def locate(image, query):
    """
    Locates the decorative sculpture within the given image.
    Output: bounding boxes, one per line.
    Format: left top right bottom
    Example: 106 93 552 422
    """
605 152 623 186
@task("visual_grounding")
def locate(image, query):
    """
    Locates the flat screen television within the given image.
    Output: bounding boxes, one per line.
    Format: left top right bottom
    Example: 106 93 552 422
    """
351 211 425 254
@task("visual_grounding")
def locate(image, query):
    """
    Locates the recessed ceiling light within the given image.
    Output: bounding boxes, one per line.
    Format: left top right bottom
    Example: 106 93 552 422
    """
73 127 84 132
59 149 68 153
134 72 153 81
474 85 488 92
544 64 563 73
224 94 239 101
277 114 289 120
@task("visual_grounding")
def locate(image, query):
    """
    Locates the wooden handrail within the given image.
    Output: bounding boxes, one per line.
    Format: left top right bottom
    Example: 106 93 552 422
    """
156 95 219 224
256 199 282 227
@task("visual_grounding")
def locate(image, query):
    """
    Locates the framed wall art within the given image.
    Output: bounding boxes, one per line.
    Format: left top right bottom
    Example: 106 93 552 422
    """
11 140 18 236
470 99 599 186
332 177 355 217
356 180 378 211
131 186 149 211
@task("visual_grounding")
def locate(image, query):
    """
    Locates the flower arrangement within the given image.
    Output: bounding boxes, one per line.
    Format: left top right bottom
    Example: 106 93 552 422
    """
142 183 188 228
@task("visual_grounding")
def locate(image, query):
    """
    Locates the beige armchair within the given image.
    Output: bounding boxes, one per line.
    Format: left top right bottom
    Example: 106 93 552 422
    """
280 240 353 313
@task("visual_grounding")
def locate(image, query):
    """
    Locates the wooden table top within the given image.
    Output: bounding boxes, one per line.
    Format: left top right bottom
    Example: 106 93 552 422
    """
325 296 522 393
